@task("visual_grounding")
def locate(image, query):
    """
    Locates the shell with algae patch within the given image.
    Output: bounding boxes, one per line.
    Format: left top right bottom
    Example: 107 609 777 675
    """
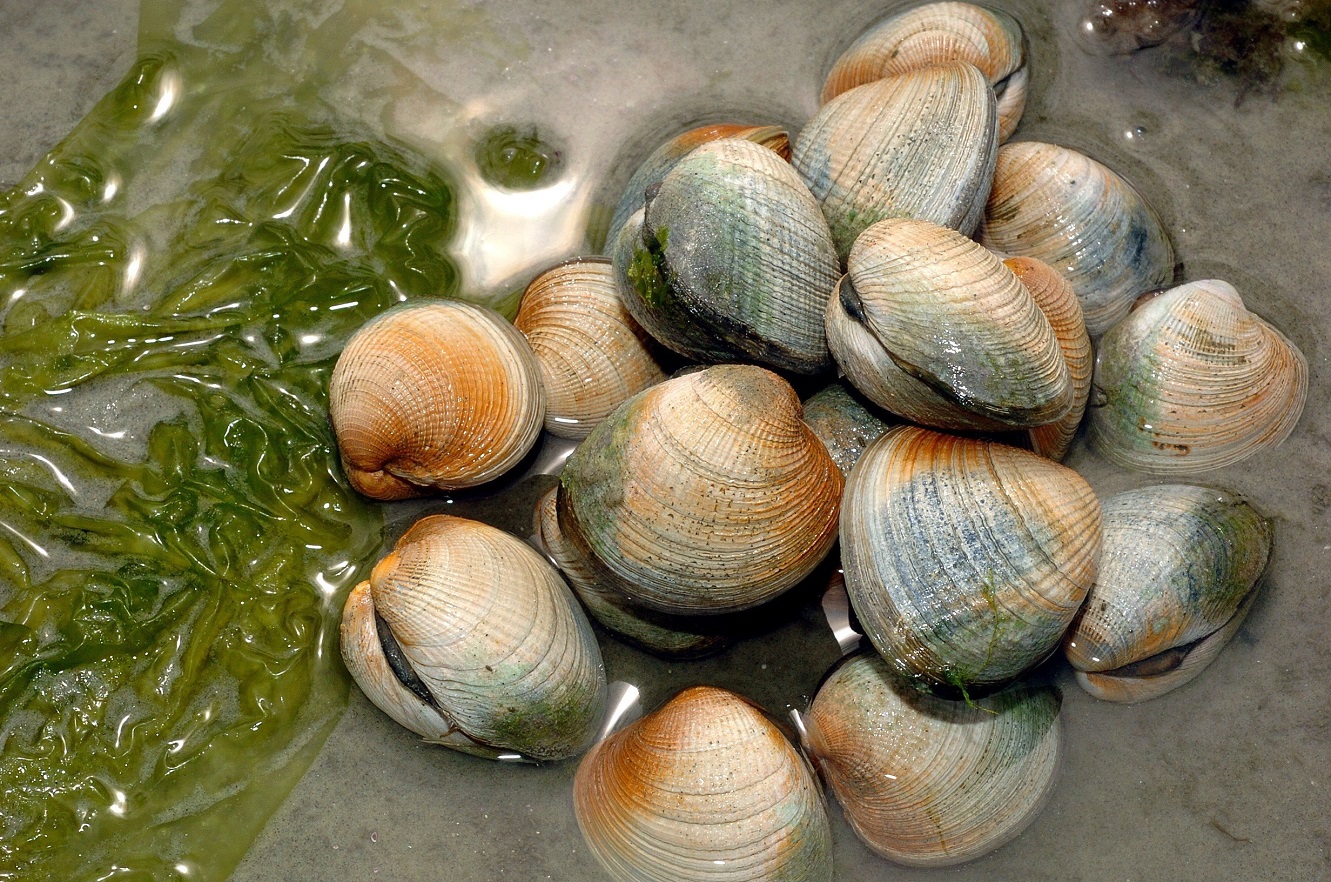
339 515 607 761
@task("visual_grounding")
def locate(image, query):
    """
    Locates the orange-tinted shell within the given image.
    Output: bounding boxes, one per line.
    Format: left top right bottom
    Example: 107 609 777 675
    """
515 258 666 439
1006 256 1093 460
329 301 545 499
574 686 833 882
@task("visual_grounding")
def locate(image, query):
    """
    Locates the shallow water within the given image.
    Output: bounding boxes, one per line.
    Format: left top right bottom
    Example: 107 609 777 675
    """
2 0 1330 880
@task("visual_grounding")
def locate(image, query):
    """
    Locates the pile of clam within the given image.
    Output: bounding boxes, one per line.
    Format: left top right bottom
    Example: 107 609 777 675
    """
326 1 1305 878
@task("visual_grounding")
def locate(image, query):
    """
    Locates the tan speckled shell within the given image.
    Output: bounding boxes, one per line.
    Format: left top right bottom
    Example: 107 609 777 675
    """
1006 256 1093 460
574 686 833 882
825 218 1072 431
344 514 606 761
515 258 666 439
329 302 545 499
978 140 1175 336
558 364 843 615
793 61 998 258
1089 279 1308 474
806 653 1061 867
842 426 1102 694
821 2 1028 141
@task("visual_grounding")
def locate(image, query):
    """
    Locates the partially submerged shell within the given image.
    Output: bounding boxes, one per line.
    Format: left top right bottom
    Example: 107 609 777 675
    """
329 301 545 499
1006 256 1093 460
575 686 833 882
339 515 607 761
515 258 667 439
534 486 729 658
559 364 843 616
1089 279 1308 474
825 218 1073 431
794 61 998 258
978 140 1175 336
805 653 1061 867
821 1 1029 141
1065 484 1272 703
608 123 791 243
841 426 1102 695
801 381 894 477
615 137 840 374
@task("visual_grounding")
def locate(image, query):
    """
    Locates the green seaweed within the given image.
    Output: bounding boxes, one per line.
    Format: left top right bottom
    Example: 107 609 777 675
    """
0 46 460 882
474 125 563 190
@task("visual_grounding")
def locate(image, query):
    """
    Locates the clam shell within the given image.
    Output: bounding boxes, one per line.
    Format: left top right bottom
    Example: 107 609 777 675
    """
1065 484 1272 703
343 514 607 761
608 123 791 243
1006 256 1093 460
978 140 1175 336
801 381 894 477
841 426 1102 694
515 257 667 439
821 1 1028 141
328 301 545 499
793 60 998 258
805 653 1062 867
534 487 729 658
616 137 840 374
559 364 843 615
339 580 456 745
574 685 833 882
825 218 1073 430
1089 279 1308 474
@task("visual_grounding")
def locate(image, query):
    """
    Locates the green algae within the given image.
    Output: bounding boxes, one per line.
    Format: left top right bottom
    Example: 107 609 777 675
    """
0 30 463 882
474 126 563 191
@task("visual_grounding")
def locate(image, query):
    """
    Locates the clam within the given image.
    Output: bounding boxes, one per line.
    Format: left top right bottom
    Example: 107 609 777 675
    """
793 60 998 258
534 486 729 658
608 123 791 244
514 257 667 439
1006 256 1093 461
804 653 1062 867
557 363 843 616
978 140 1175 336
339 514 607 761
574 685 833 882
1089 279 1308 474
328 301 545 499
821 1 1029 141
613 137 840 374
1065 484 1272 703
801 381 894 477
841 426 1102 695
824 218 1073 431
